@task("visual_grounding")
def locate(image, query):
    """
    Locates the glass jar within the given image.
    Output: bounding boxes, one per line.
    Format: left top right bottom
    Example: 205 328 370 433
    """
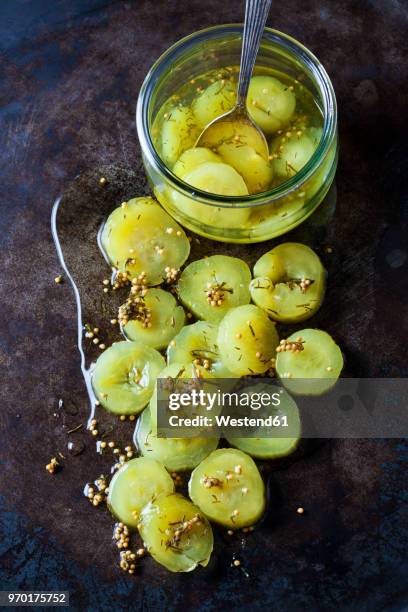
136 25 338 244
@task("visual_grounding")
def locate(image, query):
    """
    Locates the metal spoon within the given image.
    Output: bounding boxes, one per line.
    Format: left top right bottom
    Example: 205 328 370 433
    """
196 0 272 160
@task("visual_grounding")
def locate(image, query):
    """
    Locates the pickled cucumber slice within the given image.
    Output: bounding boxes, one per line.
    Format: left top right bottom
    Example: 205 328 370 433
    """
189 448 265 528
101 197 190 285
217 305 279 376
171 161 250 228
275 328 344 395
192 79 236 128
107 457 174 528
161 106 200 167
135 407 219 471
139 493 213 572
167 321 234 377
149 362 191 421
177 255 251 323
226 386 301 459
183 161 248 197
247 75 296 134
170 161 250 228
271 127 322 178
173 147 222 180
250 243 326 323
122 288 185 350
92 341 165 415
149 362 219 431
217 143 273 194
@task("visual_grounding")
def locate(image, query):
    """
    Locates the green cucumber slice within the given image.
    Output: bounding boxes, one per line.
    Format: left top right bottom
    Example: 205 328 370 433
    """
134 407 219 471
217 305 279 375
192 79 236 128
173 147 222 179
177 255 251 323
161 106 200 167
92 341 165 415
250 243 326 323
247 75 296 134
107 457 174 528
167 321 235 377
275 328 343 395
226 385 301 459
139 493 213 572
189 448 265 528
271 127 322 178
217 142 273 194
122 288 185 350
101 197 190 286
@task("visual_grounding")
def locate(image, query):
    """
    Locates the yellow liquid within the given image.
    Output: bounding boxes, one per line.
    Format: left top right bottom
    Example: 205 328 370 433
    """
152 65 324 193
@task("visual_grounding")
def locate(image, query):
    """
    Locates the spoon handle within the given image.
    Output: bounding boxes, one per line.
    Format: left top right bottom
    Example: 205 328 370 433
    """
236 0 273 108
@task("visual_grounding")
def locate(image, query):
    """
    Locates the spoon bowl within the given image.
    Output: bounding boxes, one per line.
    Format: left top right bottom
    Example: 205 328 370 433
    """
196 105 269 160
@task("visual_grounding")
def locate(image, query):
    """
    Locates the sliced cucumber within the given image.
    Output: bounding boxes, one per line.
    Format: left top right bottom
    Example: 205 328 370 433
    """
275 328 344 395
134 406 219 471
226 385 301 459
247 75 296 134
167 321 234 377
122 288 185 350
107 457 174 528
250 243 326 323
161 106 200 167
101 197 190 286
173 147 222 180
217 142 273 194
177 255 251 323
182 161 248 197
139 493 213 572
217 305 279 376
192 79 236 128
171 164 250 229
271 127 322 178
170 161 250 229
189 448 265 528
92 341 165 415
148 362 220 431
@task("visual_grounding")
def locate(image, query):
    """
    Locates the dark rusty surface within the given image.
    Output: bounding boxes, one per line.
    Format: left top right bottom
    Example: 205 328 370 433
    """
1 1 408 610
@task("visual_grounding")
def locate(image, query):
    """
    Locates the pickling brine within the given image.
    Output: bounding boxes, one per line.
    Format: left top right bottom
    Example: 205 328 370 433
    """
152 66 324 196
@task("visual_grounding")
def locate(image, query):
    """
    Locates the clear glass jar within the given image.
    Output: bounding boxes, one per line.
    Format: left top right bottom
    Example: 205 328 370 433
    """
136 25 338 244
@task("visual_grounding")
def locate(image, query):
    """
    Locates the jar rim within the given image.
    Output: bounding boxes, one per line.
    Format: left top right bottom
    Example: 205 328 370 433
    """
136 24 337 208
